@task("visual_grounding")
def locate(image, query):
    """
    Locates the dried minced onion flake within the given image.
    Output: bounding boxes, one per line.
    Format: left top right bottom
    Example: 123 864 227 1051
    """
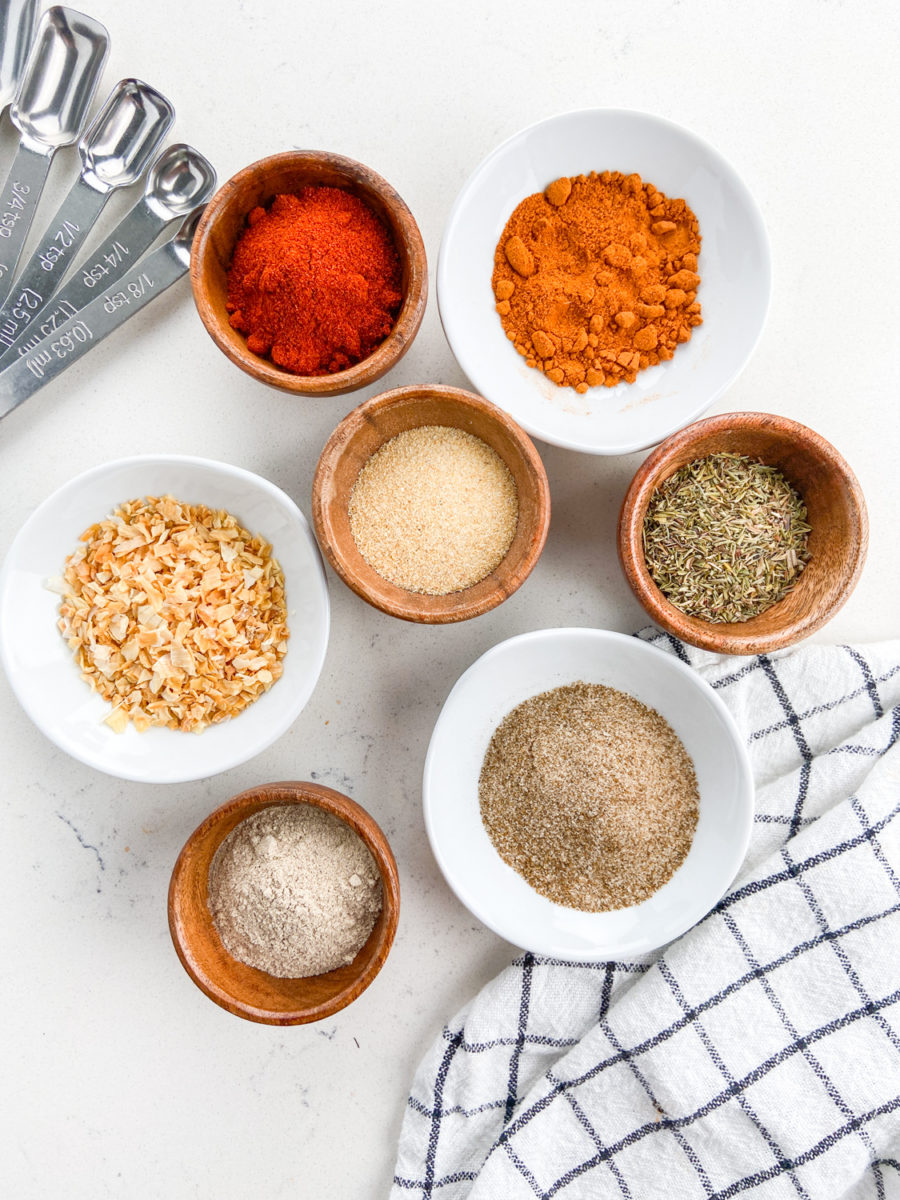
56 494 289 734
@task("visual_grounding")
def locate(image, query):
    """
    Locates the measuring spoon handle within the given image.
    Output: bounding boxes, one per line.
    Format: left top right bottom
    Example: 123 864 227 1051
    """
0 198 164 369
0 241 188 422
0 141 52 304
0 176 107 357
72 199 163 296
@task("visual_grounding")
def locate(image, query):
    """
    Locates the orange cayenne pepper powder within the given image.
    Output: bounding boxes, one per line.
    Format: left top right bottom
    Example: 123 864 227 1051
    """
492 171 702 393
226 187 402 375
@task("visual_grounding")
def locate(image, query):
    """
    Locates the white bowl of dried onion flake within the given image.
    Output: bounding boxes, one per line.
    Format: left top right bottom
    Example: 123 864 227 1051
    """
424 627 753 959
0 456 329 783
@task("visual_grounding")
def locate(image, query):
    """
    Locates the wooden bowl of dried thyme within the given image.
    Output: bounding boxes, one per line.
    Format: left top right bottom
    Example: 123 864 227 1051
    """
618 412 868 655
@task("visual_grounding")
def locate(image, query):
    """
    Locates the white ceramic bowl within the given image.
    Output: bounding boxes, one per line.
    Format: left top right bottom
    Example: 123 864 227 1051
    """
0 456 330 784
438 109 771 455
424 628 753 959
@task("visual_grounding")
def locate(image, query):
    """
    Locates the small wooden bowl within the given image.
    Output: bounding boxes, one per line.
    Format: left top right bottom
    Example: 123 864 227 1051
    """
168 781 400 1025
312 384 551 623
618 412 868 655
190 151 427 396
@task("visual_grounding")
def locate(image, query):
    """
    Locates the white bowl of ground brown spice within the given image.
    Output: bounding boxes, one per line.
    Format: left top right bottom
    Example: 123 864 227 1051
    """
438 108 770 455
0 456 330 783
424 627 753 959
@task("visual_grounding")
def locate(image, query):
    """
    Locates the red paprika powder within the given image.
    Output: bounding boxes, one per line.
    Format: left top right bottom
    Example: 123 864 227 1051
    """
226 186 403 375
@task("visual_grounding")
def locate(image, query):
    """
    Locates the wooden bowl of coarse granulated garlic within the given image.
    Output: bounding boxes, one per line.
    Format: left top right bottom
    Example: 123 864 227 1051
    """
168 781 400 1024
311 383 551 623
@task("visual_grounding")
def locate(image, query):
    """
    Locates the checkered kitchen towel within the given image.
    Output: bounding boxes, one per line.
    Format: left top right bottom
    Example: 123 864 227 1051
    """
392 632 900 1199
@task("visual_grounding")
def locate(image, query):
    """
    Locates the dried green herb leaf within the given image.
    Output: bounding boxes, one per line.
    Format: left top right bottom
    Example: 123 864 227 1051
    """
642 453 811 623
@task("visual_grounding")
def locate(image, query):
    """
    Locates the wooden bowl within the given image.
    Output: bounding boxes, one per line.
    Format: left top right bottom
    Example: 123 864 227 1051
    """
168 781 400 1024
618 412 868 655
312 384 551 623
190 151 427 396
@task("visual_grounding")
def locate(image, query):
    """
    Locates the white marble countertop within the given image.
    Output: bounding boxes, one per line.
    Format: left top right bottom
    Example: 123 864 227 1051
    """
2 1 898 1196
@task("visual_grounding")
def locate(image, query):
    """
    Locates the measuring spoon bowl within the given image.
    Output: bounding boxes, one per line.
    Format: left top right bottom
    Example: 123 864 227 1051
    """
171 206 206 267
144 143 217 221
11 6 109 152
80 78 174 193
0 0 39 113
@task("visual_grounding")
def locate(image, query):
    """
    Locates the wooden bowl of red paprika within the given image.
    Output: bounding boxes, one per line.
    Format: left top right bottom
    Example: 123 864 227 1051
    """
190 151 428 395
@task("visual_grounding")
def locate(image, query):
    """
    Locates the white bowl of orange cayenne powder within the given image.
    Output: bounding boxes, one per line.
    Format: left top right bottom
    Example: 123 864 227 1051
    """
438 108 771 455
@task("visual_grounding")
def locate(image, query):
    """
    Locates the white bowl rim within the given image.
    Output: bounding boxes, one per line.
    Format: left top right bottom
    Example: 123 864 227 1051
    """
437 106 772 456
0 454 331 784
422 626 755 959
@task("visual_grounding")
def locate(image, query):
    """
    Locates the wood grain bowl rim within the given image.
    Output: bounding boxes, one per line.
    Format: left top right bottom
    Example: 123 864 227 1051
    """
190 150 428 396
311 384 552 623
167 781 401 1025
617 411 869 655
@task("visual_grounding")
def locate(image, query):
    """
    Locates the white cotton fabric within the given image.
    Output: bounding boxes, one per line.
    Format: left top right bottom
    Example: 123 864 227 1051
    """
392 632 900 1199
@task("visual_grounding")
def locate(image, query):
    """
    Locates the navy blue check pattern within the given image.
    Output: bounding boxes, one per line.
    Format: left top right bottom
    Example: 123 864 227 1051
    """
392 632 900 1199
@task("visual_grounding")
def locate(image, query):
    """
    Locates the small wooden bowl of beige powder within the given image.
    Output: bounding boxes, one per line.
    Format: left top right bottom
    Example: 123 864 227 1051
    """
168 781 399 1024
312 384 551 622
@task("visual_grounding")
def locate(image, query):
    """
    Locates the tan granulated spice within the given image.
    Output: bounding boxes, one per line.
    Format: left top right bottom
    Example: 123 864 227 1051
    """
479 682 699 912
348 425 518 595
492 170 702 393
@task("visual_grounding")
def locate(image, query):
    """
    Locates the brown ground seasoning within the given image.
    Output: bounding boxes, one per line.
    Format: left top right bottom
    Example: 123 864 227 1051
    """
479 682 699 911
492 171 702 392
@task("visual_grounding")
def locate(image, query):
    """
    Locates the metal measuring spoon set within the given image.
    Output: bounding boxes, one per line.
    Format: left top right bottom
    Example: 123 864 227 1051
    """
0 4 218 421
